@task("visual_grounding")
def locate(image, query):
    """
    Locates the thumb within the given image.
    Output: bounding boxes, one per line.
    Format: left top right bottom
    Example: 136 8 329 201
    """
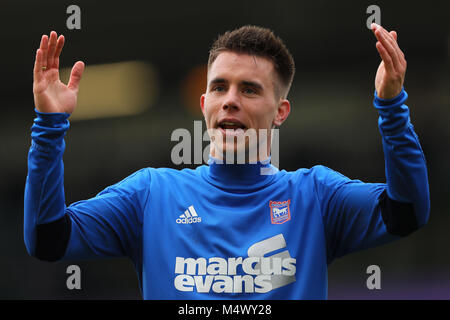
68 61 85 91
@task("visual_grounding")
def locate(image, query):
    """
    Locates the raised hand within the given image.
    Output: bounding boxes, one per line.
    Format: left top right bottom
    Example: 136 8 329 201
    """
33 31 85 114
371 23 407 100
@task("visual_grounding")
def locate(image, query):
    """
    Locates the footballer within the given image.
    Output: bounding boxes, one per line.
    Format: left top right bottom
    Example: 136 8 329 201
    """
24 25 429 299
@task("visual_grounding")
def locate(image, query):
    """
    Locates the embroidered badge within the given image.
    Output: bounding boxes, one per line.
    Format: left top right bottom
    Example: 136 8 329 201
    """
269 200 291 224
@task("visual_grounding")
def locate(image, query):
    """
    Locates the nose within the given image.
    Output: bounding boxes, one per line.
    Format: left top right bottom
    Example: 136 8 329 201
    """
222 87 240 111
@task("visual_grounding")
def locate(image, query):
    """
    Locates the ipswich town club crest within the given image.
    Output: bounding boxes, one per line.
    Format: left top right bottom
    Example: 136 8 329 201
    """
269 200 291 224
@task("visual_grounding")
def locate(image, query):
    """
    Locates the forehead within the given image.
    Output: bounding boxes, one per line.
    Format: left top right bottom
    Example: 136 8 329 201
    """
208 51 276 85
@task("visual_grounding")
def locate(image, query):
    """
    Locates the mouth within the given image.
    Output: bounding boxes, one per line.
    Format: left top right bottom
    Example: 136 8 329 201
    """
217 121 247 137
216 120 247 134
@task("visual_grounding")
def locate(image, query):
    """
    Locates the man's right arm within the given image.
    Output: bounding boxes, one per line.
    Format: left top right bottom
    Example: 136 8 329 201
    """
24 30 83 261
24 109 148 262
24 31 146 264
24 110 72 261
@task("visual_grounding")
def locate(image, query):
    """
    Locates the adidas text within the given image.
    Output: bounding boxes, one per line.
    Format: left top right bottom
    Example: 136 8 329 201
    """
176 216 202 224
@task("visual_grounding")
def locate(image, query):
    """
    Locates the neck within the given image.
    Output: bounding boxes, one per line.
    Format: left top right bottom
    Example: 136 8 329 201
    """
205 155 278 191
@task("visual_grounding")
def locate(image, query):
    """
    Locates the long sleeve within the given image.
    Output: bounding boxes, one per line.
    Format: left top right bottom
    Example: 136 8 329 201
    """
24 110 148 264
24 110 71 259
374 89 430 229
319 88 430 263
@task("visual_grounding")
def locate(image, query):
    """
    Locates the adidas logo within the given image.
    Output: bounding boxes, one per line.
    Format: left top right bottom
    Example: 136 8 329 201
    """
176 205 202 224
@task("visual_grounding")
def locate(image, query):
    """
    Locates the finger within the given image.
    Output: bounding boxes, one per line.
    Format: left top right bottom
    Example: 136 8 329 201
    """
53 35 65 69
375 26 401 71
376 41 395 74
388 30 402 54
389 30 405 62
47 31 58 69
390 31 397 41
376 26 397 53
39 35 49 69
68 61 85 91
370 23 380 33
380 27 403 61
33 49 44 82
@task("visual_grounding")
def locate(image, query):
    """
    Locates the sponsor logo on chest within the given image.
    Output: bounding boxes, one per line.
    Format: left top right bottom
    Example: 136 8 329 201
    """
174 234 296 294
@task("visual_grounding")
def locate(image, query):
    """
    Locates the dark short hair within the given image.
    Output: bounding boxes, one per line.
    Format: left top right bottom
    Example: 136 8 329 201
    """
208 25 295 98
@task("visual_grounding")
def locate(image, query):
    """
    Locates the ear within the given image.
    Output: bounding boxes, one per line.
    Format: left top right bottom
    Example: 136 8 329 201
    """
200 94 206 116
273 99 291 127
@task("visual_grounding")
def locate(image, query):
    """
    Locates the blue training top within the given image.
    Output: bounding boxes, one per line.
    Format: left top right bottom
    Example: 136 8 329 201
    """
24 89 430 299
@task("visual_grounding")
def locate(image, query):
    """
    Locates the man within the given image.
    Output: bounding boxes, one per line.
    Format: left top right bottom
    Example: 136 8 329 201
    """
24 25 430 299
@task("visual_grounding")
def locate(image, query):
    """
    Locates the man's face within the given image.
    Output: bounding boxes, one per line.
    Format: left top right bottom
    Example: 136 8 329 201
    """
200 51 290 161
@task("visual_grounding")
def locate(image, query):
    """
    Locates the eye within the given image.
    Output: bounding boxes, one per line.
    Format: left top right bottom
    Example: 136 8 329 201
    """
212 85 225 92
243 87 257 95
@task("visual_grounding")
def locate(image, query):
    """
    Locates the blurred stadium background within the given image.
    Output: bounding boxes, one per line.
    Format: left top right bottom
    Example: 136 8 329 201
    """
0 0 448 299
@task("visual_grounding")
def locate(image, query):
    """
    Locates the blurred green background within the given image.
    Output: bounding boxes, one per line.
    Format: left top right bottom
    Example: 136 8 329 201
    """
0 0 448 299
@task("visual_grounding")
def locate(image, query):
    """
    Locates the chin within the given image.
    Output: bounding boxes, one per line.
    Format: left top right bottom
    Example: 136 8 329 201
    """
217 142 261 164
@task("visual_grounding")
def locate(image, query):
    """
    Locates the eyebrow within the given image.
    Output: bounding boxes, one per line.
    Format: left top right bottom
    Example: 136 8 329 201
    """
242 81 263 90
209 78 227 86
209 78 264 90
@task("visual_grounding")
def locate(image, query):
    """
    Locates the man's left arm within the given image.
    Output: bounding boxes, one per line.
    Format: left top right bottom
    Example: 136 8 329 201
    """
320 25 430 262
371 23 430 232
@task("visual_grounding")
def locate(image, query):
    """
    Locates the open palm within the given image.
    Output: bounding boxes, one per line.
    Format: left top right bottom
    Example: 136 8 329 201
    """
33 31 84 114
